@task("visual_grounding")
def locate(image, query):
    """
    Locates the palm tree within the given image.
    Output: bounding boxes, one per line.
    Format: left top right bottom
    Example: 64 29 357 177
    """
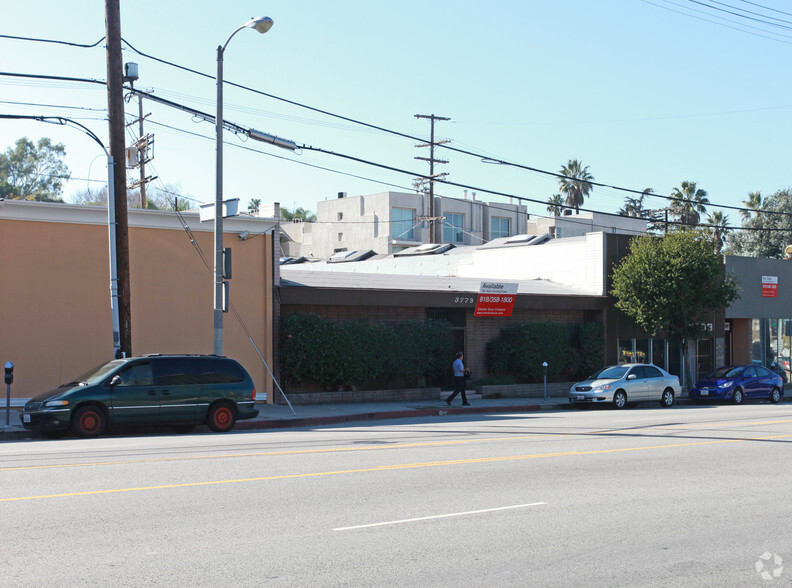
740 191 762 222
705 210 729 254
670 181 709 226
248 198 261 214
557 159 594 213
619 188 653 218
546 194 565 216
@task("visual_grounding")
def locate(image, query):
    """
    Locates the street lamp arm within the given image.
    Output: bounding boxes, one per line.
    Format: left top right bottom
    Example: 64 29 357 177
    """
0 114 107 155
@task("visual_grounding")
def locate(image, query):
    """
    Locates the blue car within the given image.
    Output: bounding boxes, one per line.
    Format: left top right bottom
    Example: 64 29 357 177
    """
691 365 784 404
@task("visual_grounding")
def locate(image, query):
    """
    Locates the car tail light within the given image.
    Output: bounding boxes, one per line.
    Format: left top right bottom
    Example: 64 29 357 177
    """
251 387 256 401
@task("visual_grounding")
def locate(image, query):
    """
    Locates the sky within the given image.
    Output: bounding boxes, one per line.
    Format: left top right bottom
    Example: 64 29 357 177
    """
2 0 792 226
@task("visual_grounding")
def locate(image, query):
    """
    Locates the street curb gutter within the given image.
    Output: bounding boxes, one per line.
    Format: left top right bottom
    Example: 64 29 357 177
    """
0 403 552 440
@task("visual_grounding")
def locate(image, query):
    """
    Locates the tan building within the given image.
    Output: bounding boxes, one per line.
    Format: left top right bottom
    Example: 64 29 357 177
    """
0 199 278 404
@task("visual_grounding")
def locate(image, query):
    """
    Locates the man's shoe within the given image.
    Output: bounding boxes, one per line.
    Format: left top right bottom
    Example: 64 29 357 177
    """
445 399 452 406
462 402 470 406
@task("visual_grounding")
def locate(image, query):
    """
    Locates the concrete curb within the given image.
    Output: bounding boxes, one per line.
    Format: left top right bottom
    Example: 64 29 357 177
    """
234 404 546 430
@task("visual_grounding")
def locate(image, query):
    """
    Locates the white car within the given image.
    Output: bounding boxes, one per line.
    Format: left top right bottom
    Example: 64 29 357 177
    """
569 363 681 409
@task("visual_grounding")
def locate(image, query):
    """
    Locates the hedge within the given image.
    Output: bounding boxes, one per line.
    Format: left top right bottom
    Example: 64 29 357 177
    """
280 314 453 389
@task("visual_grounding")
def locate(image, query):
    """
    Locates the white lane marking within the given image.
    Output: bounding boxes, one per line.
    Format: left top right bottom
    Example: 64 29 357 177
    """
333 502 546 531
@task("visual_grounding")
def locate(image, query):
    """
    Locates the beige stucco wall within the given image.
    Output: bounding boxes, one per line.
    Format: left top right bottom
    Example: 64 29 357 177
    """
0 200 275 403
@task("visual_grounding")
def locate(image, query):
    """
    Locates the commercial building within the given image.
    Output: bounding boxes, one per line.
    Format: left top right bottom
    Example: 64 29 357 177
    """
0 198 279 403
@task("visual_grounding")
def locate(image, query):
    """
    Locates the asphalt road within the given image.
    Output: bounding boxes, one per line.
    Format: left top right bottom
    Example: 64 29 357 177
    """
2 403 792 587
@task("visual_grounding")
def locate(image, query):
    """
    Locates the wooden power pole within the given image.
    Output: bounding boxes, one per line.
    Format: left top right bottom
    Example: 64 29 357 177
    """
414 114 449 244
105 0 132 356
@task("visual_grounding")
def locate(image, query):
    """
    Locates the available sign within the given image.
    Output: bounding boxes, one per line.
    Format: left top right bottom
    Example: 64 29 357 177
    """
762 275 778 298
474 282 518 317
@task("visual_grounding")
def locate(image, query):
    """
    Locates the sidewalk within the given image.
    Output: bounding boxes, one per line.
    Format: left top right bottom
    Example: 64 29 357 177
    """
0 396 569 440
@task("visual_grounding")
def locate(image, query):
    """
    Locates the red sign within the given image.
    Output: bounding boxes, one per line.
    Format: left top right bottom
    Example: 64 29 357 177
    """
762 276 778 298
474 294 516 317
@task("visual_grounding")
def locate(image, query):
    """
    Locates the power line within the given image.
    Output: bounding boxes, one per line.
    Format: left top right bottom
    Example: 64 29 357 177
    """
1 71 791 230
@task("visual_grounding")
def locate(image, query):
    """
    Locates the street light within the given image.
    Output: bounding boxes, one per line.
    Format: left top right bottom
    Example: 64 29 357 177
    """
214 16 274 356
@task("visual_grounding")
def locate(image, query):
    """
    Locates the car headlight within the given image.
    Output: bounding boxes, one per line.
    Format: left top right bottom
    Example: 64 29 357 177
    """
44 400 69 407
719 381 734 389
594 384 612 391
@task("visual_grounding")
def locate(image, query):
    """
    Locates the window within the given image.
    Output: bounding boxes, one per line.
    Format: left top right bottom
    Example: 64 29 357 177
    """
491 217 510 239
444 212 464 243
391 207 415 240
643 366 663 378
117 362 153 386
337 233 343 242
337 212 343 221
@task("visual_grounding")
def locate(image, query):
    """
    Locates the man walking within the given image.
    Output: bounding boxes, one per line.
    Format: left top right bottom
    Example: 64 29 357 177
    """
445 351 470 406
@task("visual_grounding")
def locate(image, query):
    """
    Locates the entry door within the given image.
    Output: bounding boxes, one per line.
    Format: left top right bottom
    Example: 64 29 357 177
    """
109 361 159 425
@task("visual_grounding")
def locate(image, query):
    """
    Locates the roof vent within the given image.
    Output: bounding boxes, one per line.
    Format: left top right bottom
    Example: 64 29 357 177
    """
327 250 375 263
394 243 455 257
505 234 536 244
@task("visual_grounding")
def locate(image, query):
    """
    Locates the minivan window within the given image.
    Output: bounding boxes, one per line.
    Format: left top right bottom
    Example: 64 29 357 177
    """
116 362 154 386
152 357 246 386
198 358 245 384
74 360 126 385
155 358 203 385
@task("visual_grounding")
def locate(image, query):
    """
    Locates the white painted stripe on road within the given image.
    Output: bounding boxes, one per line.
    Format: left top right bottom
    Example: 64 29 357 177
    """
333 502 546 531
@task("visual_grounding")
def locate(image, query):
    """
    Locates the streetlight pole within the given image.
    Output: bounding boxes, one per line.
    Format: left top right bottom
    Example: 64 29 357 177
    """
214 16 274 356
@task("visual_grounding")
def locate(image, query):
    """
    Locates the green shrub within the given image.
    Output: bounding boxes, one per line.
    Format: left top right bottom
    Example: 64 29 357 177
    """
280 314 452 389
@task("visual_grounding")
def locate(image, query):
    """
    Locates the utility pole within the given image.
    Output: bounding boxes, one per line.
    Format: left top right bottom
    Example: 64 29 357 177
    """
414 114 450 244
106 0 132 356
125 76 157 209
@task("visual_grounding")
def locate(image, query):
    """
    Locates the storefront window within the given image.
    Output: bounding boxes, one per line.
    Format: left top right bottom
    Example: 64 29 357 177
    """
695 339 714 381
635 339 648 364
668 343 683 382
652 339 666 370
618 338 633 363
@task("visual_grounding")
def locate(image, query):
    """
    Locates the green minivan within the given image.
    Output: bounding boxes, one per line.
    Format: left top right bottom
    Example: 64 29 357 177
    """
20 354 259 438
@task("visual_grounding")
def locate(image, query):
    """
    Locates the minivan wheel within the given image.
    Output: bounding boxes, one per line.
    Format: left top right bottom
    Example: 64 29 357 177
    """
71 405 107 438
732 388 744 405
613 390 627 409
660 389 675 407
770 387 782 404
207 403 236 432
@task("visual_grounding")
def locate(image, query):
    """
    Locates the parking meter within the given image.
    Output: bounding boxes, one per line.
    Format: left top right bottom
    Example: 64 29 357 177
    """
4 361 13 427
542 362 548 399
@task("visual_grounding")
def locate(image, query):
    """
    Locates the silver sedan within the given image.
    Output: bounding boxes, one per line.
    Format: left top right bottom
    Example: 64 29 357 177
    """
569 363 681 409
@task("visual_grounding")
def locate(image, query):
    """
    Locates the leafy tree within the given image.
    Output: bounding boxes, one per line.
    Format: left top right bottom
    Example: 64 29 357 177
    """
557 159 594 213
281 206 316 222
0 137 70 201
71 183 190 210
546 194 564 216
248 198 261 214
727 188 792 258
705 210 729 254
669 181 709 226
611 230 739 388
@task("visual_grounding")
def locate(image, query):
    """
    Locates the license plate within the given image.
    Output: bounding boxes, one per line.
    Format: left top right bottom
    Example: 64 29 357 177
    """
700 390 709 396
22 413 31 423
576 395 585 400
